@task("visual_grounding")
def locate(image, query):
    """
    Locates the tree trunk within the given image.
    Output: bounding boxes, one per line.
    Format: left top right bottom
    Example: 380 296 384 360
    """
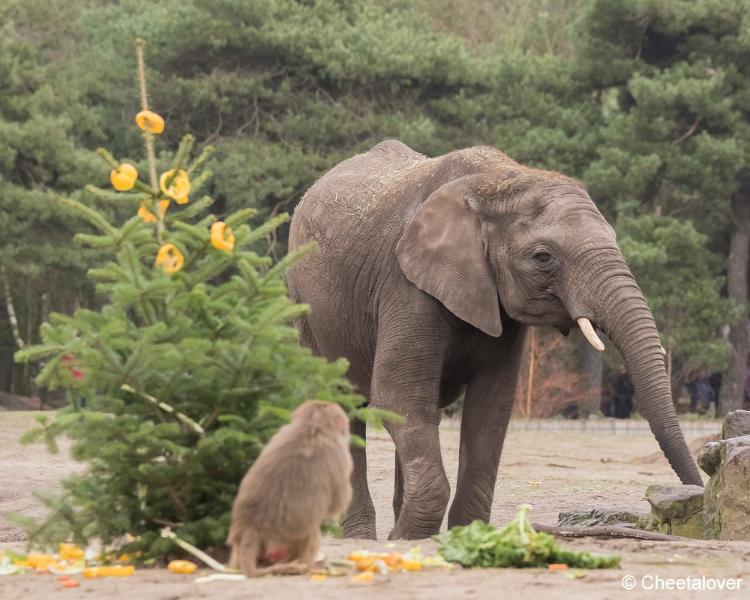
525 328 536 418
579 331 603 415
723 183 750 415
0 338 13 392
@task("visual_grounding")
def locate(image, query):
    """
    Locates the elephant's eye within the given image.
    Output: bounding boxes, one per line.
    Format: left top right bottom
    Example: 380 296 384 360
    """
533 251 553 266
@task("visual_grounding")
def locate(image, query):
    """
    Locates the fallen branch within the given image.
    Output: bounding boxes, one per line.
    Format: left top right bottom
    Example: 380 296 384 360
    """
532 523 688 542
161 527 229 572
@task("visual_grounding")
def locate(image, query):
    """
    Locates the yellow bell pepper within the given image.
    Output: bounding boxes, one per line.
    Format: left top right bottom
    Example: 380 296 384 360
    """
59 543 85 561
155 243 185 273
110 163 138 191
167 560 197 574
135 110 165 134
83 565 135 578
210 221 235 253
138 199 170 223
159 169 190 204
26 553 58 569
401 559 422 571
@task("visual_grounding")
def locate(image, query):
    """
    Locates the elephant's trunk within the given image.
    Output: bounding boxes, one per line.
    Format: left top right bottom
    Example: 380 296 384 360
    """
571 249 703 486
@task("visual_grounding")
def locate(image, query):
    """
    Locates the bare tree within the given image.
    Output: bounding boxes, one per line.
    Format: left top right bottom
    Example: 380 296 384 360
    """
515 328 594 418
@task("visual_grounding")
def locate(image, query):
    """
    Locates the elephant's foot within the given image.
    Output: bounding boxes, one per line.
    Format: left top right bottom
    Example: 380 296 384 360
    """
447 500 491 529
388 503 445 539
387 466 450 540
387 520 441 541
342 512 377 540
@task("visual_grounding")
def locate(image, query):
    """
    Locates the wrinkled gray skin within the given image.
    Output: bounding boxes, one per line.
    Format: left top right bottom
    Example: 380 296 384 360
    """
288 140 703 540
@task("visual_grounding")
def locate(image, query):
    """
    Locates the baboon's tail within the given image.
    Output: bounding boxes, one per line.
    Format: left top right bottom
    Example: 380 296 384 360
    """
254 561 310 577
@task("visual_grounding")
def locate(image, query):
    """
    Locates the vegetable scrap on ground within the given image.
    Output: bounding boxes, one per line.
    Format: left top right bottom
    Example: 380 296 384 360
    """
434 505 620 569
0 544 138 589
1 506 619 589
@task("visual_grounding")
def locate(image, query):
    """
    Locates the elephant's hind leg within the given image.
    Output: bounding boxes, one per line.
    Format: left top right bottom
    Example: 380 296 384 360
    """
292 294 377 538
342 417 377 539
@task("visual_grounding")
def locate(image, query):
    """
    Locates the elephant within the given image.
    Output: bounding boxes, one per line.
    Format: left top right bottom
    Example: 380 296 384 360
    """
287 140 703 540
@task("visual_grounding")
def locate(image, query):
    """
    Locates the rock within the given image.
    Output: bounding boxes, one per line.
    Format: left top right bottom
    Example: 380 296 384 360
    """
557 508 643 528
697 442 721 476
703 435 750 540
722 410 750 440
639 484 705 538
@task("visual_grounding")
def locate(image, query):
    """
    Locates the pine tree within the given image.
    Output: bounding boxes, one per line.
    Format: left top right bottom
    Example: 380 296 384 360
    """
577 0 750 412
0 1 104 395
14 40 366 559
618 215 739 377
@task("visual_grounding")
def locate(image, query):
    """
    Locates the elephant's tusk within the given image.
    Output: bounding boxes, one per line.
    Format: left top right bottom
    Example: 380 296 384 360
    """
660 345 667 356
577 318 605 352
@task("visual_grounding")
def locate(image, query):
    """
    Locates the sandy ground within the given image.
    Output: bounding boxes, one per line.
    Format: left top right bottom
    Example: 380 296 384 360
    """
1 412 748 599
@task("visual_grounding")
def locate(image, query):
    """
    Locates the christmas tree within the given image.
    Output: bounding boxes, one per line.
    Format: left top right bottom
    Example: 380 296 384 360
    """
14 40 366 559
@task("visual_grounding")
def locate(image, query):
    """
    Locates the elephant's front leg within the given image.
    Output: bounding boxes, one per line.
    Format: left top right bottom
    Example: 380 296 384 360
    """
448 325 526 527
372 346 449 539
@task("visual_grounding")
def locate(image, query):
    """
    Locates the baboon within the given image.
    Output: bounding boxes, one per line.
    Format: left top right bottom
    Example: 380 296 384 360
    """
227 400 352 576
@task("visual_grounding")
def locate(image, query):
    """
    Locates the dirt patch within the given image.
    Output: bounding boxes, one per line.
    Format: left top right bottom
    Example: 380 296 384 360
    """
2 413 748 599
630 433 720 466
0 412 82 543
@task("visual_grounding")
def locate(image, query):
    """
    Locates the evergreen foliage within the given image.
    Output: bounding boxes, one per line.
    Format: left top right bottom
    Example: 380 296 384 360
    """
618 215 737 370
13 42 365 558
578 0 750 235
577 0 750 391
3 0 749 409
0 1 104 393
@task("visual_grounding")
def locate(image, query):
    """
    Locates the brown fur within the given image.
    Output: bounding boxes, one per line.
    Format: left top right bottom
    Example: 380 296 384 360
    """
227 400 352 576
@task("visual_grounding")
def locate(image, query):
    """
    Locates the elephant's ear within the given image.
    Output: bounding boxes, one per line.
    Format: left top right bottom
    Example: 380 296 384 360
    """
396 178 502 337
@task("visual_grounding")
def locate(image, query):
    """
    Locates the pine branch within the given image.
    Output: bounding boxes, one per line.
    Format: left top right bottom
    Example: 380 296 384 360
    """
85 184 149 203
671 118 701 146
186 146 215 175
225 208 258 228
186 169 212 197
262 240 316 281
166 135 195 187
59 197 119 238
166 195 213 222
120 243 157 325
